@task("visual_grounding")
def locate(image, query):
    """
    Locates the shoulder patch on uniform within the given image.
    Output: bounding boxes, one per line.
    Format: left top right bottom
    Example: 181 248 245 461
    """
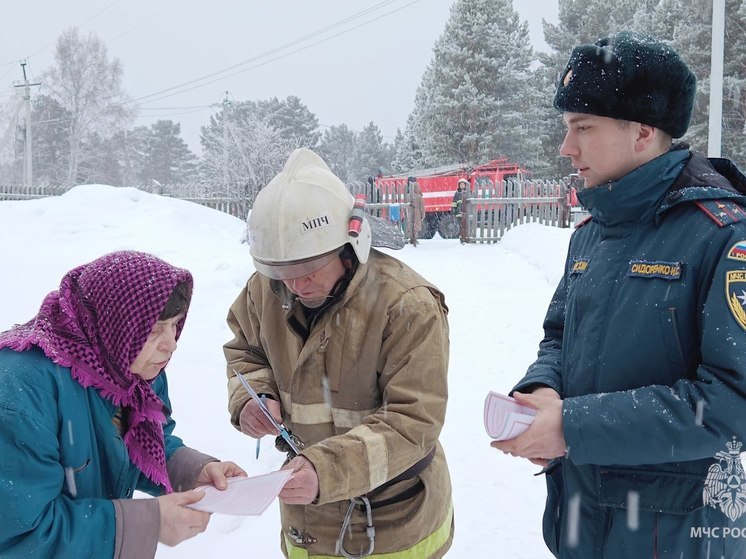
570 258 588 274
727 241 746 262
726 270 746 331
694 200 746 227
627 260 682 281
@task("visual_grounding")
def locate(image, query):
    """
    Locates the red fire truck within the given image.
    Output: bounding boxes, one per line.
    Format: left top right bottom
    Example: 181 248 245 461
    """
374 158 528 239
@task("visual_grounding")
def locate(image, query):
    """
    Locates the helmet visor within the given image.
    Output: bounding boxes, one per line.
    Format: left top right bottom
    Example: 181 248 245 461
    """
252 248 342 281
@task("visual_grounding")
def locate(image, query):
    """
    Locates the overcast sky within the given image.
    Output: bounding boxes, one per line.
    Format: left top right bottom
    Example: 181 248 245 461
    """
0 0 559 153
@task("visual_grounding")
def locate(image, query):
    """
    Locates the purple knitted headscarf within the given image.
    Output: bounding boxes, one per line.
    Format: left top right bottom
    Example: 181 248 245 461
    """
0 251 193 492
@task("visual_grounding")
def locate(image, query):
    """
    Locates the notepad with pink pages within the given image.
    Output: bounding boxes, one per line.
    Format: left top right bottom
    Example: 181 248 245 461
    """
483 391 537 441
187 469 293 516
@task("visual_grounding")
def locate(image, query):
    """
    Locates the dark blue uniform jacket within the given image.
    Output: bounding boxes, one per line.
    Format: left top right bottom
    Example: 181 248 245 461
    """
515 148 746 558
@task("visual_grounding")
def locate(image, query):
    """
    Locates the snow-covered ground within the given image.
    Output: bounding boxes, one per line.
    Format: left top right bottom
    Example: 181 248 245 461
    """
0 186 571 558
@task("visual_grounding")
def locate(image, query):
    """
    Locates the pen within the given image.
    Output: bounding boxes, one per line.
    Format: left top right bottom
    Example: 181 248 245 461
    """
233 370 302 456
255 395 266 459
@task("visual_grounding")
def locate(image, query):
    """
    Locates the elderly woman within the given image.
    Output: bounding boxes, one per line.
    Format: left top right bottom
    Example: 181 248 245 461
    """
0 251 245 558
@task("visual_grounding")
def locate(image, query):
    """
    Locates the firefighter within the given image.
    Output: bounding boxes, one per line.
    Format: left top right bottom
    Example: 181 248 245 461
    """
406 176 425 245
451 178 467 218
225 148 453 558
493 31 746 558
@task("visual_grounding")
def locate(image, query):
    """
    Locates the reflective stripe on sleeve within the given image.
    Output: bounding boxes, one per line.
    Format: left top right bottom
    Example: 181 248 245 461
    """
279 390 378 429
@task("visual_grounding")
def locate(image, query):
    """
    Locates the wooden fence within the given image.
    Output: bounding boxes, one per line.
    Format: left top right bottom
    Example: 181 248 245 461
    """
0 179 575 244
0 184 251 220
173 197 250 219
461 179 569 243
0 183 68 200
352 177 572 243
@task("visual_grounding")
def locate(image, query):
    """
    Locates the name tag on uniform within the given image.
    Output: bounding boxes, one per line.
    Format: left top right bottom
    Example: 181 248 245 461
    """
627 260 682 281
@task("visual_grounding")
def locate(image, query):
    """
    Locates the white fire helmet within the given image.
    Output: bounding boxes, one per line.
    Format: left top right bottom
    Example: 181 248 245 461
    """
248 148 372 280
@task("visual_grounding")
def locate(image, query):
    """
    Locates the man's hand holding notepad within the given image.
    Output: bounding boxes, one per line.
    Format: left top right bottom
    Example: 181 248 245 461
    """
483 390 537 441
187 469 292 516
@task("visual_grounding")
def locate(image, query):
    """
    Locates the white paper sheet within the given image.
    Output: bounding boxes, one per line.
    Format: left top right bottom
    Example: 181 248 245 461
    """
187 470 293 516
483 390 537 441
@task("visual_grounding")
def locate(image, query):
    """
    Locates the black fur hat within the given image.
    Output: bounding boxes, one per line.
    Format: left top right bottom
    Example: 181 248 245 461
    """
553 31 696 138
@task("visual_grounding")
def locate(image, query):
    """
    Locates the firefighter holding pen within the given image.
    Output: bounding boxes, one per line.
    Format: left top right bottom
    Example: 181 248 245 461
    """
224 148 454 559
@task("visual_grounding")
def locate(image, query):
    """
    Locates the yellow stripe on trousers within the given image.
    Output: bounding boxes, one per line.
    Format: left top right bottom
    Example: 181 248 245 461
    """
285 502 453 559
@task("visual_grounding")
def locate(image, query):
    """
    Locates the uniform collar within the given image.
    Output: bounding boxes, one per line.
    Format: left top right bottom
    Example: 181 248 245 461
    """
577 149 689 227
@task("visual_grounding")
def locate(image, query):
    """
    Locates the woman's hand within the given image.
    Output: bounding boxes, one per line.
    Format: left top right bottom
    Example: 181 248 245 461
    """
196 461 247 490
156 491 210 546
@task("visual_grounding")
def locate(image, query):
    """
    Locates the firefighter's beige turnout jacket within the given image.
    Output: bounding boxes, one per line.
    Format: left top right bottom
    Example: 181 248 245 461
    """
225 249 453 558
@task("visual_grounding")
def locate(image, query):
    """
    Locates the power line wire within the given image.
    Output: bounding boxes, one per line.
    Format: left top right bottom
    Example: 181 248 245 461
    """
0 1 120 84
5 1 420 142
104 0 182 46
134 0 413 104
136 107 211 118
139 105 212 110
24 0 121 62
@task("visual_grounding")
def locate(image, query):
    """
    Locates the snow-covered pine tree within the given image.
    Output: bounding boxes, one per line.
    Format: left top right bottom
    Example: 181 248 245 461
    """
631 0 685 38
730 0 746 165
408 0 542 170
139 120 197 185
351 122 392 182
395 80 430 171
317 124 357 182
117 126 151 187
660 0 712 152
392 115 427 174
30 94 70 186
76 132 124 186
256 95 321 148
676 0 745 165
390 129 406 175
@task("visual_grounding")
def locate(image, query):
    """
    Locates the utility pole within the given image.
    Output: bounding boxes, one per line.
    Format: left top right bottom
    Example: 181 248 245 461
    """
13 61 41 187
708 0 725 158
222 91 231 192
